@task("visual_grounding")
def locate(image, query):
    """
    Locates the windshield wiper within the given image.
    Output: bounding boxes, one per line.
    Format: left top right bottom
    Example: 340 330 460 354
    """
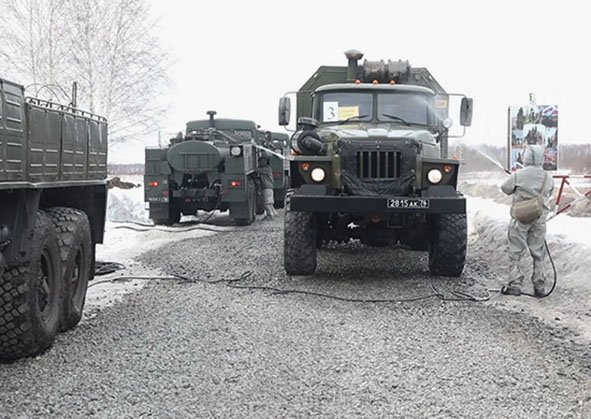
337 114 369 125
380 113 411 126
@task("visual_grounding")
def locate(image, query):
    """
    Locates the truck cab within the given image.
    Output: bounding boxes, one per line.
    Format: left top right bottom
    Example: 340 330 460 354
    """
279 50 473 277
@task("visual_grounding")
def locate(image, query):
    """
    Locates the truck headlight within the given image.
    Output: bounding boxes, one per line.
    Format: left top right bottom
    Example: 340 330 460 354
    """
427 169 443 184
230 146 242 156
310 167 326 182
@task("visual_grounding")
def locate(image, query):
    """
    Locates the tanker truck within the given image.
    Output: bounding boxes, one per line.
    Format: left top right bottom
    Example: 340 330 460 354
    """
144 111 287 225
278 50 473 277
0 78 108 360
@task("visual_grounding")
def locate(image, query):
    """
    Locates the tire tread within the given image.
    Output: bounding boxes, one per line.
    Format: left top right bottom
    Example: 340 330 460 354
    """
284 194 317 276
428 213 467 277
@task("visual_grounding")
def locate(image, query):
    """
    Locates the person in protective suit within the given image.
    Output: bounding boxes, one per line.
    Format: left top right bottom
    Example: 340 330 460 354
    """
501 145 554 297
257 156 276 220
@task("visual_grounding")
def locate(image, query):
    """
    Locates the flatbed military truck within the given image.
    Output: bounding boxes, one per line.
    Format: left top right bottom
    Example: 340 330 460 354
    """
144 112 288 225
0 78 108 360
279 50 473 276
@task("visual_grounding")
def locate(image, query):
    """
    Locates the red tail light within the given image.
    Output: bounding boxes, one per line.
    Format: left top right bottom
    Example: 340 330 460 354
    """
148 181 159 187
230 180 242 187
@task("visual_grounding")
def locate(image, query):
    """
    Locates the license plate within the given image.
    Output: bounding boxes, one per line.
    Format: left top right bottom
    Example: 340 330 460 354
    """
387 198 430 209
147 196 169 203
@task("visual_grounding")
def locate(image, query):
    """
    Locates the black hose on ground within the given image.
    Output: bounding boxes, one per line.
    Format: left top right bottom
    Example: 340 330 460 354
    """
88 263 510 304
94 261 127 276
520 240 557 298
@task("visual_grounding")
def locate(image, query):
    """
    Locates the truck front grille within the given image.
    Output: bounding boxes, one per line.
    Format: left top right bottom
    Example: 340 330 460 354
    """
356 151 401 179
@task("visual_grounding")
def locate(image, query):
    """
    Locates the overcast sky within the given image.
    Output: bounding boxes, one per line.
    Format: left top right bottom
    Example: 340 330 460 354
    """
112 0 590 162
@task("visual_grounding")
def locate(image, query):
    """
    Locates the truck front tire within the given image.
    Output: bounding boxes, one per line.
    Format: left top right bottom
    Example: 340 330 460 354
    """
284 194 317 276
0 211 62 360
428 213 467 277
47 208 92 331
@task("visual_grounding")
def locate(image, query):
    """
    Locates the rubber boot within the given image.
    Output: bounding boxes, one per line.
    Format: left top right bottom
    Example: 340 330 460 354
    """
504 261 524 296
532 259 546 298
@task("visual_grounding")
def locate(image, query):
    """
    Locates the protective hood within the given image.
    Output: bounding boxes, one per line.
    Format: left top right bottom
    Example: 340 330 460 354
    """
523 145 544 167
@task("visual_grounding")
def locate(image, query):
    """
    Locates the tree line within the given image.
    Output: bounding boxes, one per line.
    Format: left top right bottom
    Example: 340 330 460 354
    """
0 0 169 144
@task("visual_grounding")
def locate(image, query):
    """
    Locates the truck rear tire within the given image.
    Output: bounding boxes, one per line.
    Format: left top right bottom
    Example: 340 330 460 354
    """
428 213 467 277
0 211 62 360
46 207 92 331
255 179 265 215
284 194 317 276
235 179 256 226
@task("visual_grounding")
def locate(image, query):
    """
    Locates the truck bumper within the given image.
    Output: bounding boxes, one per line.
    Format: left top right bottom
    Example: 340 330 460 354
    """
289 185 465 214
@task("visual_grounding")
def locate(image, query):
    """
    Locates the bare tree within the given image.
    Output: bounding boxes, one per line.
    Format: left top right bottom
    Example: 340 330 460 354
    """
0 0 71 100
0 0 170 144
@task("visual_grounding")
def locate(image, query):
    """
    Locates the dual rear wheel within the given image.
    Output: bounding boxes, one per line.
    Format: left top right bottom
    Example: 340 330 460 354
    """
0 207 92 360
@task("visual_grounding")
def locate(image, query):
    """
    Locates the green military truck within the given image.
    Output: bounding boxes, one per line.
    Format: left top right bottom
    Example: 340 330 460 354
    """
0 78 108 360
279 50 473 277
144 111 288 226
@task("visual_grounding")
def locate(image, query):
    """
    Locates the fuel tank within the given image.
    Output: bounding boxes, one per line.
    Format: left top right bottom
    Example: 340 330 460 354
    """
166 140 229 174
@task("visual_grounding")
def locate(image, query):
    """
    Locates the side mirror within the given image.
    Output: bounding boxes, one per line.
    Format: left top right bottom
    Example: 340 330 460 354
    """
460 97 473 127
278 97 291 126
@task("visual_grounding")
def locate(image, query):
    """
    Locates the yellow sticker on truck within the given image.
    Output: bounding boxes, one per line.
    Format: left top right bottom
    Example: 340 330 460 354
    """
435 99 448 109
338 106 359 120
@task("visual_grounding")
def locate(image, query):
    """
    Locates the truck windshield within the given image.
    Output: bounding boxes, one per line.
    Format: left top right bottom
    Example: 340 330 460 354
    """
318 92 373 123
377 92 433 126
316 91 434 126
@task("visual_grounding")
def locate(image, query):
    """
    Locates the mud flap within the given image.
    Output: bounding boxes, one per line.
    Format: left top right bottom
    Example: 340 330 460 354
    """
229 202 249 220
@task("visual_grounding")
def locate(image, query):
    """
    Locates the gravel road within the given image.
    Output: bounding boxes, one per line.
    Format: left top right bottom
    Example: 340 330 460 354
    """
1 212 590 418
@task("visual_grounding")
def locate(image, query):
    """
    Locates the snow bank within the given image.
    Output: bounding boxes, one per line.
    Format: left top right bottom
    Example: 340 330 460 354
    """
106 174 149 223
460 172 591 217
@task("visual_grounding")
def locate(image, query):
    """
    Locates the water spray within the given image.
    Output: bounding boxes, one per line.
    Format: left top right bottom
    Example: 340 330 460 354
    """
253 144 288 160
461 142 586 221
474 147 511 175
